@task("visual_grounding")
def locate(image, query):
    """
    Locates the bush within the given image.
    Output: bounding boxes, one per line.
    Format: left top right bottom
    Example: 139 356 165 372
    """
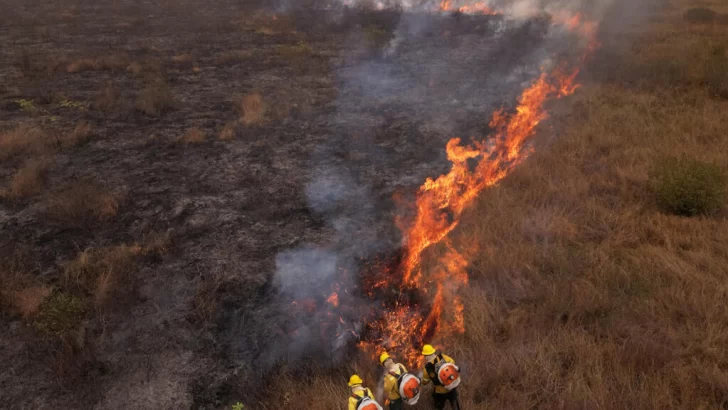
649 156 726 216
683 7 717 24
34 292 84 336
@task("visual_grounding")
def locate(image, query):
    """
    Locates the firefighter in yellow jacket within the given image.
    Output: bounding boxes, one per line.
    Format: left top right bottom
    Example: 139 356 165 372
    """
380 352 406 410
348 374 380 410
421 345 461 410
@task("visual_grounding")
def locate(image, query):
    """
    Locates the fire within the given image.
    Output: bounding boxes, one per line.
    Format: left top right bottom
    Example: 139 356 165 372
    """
283 8 601 370
327 292 340 307
439 0 500 15
358 13 600 365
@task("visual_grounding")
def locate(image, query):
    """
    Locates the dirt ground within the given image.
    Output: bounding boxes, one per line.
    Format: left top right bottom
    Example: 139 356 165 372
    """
0 1 564 408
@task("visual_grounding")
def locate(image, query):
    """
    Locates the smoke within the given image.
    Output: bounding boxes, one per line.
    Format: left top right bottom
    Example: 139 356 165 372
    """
262 0 663 370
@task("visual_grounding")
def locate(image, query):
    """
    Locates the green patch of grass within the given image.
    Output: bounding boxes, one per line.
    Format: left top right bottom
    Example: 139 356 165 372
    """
649 155 726 216
34 292 84 336
15 99 38 113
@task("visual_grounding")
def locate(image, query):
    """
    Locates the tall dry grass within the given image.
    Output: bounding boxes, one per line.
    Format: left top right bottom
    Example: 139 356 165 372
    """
45 182 119 226
0 124 50 161
236 92 267 125
7 157 51 198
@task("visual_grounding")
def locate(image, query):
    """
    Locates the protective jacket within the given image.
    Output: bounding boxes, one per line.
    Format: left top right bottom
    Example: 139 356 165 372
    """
383 363 408 400
423 354 456 394
349 387 376 410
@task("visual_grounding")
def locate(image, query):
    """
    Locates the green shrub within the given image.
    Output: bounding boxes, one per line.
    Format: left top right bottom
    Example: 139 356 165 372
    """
649 156 726 216
34 292 84 336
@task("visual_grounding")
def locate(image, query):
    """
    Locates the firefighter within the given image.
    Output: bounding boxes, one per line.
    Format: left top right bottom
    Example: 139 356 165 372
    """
348 374 381 410
421 344 461 410
380 352 406 410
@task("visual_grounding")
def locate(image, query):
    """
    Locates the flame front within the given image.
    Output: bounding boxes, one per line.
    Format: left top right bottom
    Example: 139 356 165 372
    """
358 13 599 366
439 0 500 15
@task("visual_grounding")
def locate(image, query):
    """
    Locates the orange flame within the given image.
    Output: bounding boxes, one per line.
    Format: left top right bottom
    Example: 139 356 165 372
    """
359 13 600 366
327 292 339 307
439 0 500 15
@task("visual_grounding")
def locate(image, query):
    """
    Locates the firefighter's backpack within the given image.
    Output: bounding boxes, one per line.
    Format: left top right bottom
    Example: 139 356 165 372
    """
432 355 461 391
390 365 421 405
352 390 382 410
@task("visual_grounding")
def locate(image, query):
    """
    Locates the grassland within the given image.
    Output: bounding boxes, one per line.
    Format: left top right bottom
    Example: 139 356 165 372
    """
1 0 727 409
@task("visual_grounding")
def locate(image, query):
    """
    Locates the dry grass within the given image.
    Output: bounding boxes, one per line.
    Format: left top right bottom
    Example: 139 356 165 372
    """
64 245 142 307
192 274 222 324
276 42 313 63
171 53 194 64
94 81 121 111
0 124 50 161
214 50 253 65
126 61 143 76
66 54 130 73
45 182 119 226
178 127 207 144
235 93 266 125
6 286 52 318
7 157 51 198
135 79 175 116
218 121 239 140
62 120 93 148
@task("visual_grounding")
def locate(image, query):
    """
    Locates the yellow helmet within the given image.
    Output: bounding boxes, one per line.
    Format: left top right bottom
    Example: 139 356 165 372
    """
348 374 363 387
379 351 391 365
422 344 436 356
